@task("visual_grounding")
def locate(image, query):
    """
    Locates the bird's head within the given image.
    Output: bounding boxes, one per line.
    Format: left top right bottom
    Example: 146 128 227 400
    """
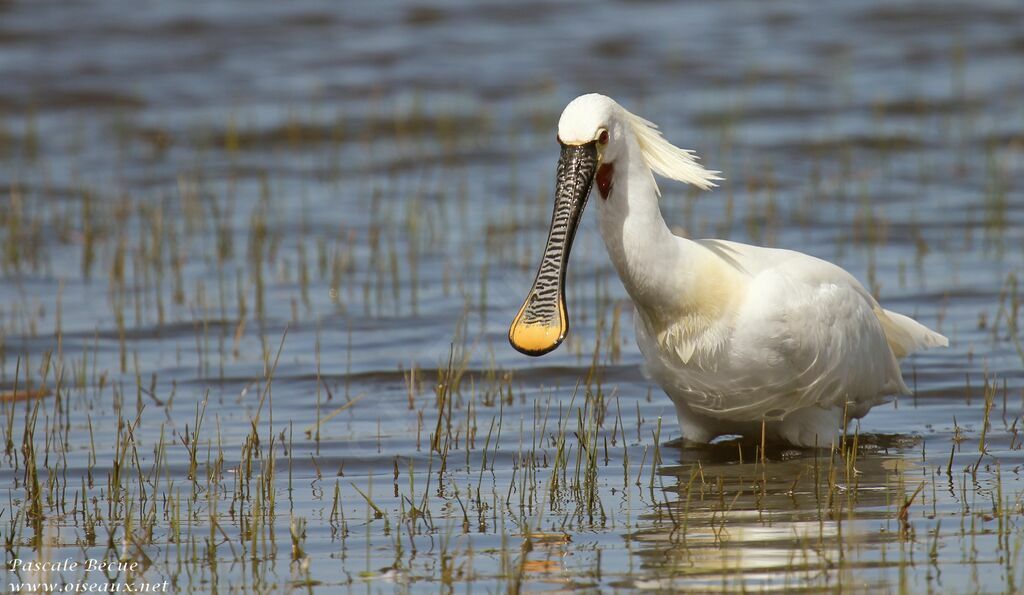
508 93 721 356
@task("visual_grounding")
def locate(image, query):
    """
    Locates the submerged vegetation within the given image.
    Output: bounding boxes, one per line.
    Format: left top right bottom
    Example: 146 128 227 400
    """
1 0 1024 592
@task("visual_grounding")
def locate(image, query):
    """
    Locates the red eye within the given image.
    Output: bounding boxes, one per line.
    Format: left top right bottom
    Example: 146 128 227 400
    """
598 130 609 144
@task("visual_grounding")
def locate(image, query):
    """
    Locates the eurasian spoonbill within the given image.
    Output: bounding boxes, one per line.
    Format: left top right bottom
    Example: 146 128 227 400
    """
509 93 948 447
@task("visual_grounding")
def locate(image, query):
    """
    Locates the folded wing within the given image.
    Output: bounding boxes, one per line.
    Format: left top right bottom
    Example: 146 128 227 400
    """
643 239 947 422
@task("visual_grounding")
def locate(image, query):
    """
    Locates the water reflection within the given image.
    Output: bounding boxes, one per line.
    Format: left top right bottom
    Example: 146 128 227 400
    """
0 0 1022 591
626 440 916 590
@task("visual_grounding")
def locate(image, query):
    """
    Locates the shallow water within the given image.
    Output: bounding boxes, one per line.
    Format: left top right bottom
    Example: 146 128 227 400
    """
1 0 1023 592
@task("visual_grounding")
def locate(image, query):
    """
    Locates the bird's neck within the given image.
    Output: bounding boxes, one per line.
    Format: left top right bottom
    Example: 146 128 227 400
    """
596 148 698 313
598 143 733 329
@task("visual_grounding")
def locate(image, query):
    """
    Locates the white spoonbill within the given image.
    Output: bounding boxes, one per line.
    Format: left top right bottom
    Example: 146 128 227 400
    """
509 93 948 447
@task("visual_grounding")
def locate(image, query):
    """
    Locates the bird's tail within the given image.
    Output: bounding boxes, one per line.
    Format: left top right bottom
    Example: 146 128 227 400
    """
876 308 949 359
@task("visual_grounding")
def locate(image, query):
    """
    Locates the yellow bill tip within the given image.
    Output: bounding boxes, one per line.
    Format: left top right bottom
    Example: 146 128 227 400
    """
509 321 565 356
508 297 568 356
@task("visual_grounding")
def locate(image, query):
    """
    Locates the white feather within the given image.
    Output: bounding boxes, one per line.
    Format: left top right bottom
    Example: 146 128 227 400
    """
631 239 947 445
619 107 723 194
553 94 948 447
876 308 949 358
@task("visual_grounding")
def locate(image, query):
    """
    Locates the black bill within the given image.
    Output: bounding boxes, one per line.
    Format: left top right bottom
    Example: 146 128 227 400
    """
509 141 598 356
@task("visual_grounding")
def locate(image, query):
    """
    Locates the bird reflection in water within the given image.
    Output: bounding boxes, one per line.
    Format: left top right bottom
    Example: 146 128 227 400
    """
622 436 919 591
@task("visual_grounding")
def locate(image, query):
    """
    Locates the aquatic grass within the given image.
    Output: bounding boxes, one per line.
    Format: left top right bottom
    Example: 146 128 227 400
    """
0 38 1021 593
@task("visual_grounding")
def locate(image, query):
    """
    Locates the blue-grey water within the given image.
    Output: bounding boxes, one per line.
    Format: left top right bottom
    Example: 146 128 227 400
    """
1 0 1023 592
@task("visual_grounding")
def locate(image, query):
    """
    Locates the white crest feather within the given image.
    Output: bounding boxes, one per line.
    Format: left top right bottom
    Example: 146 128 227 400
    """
620 108 722 195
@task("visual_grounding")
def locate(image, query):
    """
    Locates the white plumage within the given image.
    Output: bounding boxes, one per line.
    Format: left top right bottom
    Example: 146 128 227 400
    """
557 94 948 447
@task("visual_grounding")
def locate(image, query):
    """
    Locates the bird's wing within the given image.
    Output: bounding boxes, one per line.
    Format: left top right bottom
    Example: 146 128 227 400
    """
694 238 799 277
732 262 908 416
696 239 947 359
658 240 911 421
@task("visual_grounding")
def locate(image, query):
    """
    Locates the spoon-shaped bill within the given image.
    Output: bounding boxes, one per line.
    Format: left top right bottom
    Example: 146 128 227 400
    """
509 142 598 356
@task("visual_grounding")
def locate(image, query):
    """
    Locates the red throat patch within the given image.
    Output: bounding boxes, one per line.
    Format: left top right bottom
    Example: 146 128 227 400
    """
597 163 614 199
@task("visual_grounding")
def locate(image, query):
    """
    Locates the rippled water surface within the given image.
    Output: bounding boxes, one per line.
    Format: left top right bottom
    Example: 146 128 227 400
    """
1 0 1023 592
